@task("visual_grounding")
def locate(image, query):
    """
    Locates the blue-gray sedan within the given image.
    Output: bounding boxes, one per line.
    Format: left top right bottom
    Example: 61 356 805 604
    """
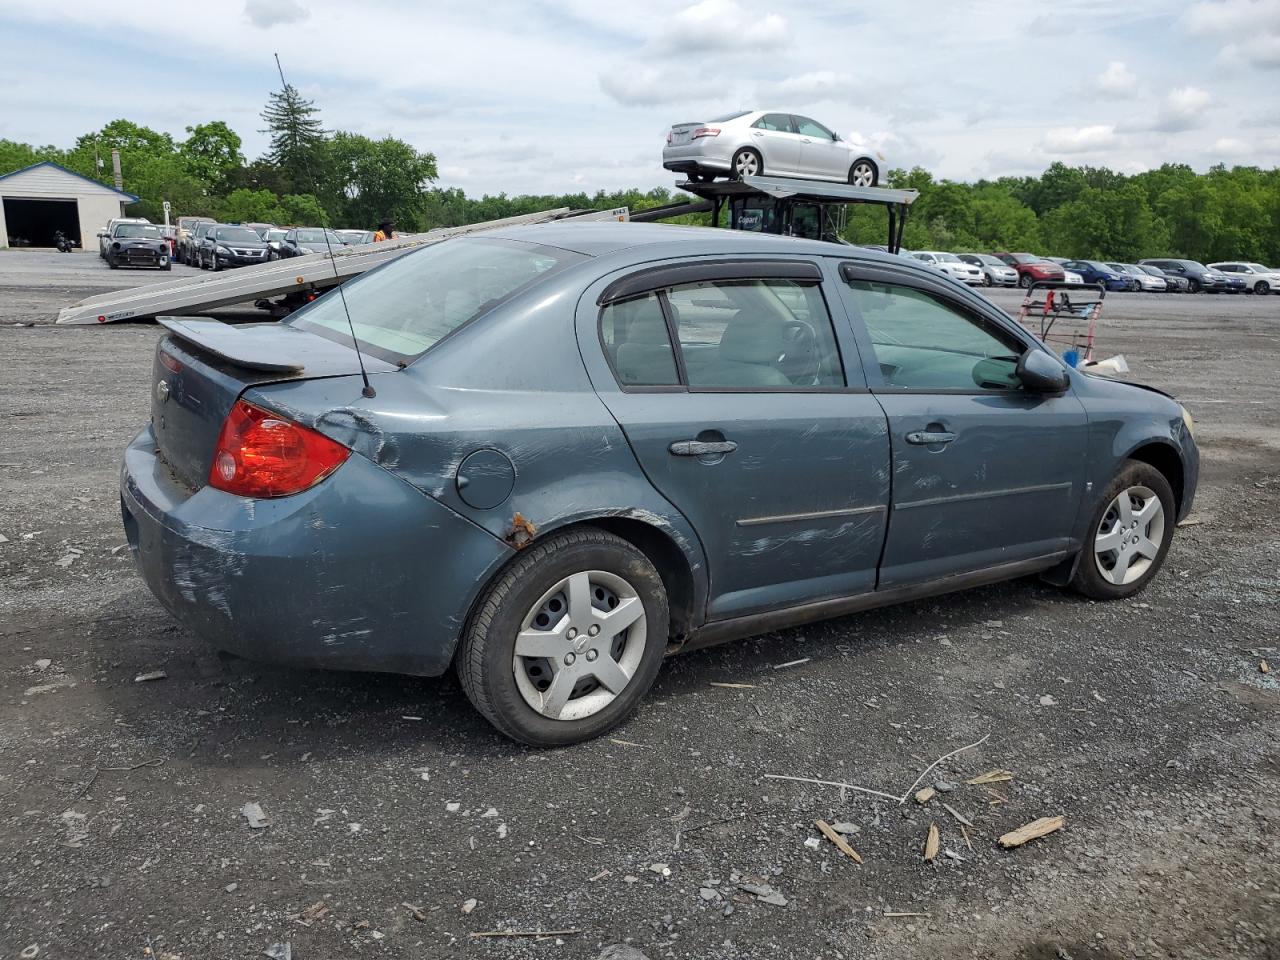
121 223 1199 745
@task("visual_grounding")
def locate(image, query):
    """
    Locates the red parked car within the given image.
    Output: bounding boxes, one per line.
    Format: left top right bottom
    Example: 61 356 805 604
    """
994 252 1065 288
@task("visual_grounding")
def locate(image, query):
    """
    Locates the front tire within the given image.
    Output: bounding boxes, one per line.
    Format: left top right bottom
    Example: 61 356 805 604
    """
1069 460 1175 600
848 158 878 187
457 528 669 747
731 148 762 180
1254 281 1270 295
211 252 222 272
1018 273 1033 289
982 273 993 287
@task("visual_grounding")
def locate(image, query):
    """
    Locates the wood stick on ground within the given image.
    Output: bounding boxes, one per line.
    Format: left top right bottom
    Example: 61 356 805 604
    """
914 786 936 805
471 929 582 939
924 823 940 862
967 769 1014 785
763 774 900 802
814 819 864 864
883 911 930 918
899 733 991 804
961 825 973 850
998 816 1066 849
709 681 757 689
941 802 974 828
400 902 426 922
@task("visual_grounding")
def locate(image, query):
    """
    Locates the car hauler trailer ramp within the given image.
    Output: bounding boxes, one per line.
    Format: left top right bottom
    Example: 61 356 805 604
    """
56 206 629 325
668 174 918 252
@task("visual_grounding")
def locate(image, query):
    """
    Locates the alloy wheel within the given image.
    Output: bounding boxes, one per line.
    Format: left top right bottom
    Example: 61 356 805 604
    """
1094 485 1165 586
850 161 876 187
512 570 647 721
735 150 760 177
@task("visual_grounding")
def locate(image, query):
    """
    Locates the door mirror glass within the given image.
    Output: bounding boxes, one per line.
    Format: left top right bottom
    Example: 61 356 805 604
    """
1016 349 1069 392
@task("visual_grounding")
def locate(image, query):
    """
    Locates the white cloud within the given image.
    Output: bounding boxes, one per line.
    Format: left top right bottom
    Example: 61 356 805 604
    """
599 67 707 106
1149 86 1212 132
1185 0 1280 68
1211 136 1250 155
656 0 788 53
1043 125 1119 153
1095 61 1138 95
243 0 308 28
759 70 853 103
1220 33 1280 68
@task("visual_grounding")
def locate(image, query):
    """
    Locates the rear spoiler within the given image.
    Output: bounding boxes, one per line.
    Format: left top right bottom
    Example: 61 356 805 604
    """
158 318 395 376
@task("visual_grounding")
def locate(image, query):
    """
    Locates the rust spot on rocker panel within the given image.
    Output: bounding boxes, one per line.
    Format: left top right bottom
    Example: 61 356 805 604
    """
505 512 537 550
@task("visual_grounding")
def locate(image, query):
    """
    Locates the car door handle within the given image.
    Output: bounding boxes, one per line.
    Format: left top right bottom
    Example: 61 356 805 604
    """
669 440 738 456
906 430 956 445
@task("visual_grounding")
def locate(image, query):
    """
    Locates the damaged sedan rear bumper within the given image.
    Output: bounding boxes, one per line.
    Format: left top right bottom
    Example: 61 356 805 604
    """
120 426 513 676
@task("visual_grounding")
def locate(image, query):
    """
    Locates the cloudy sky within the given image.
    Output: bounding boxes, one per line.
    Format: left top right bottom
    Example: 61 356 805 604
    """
1 0 1277 196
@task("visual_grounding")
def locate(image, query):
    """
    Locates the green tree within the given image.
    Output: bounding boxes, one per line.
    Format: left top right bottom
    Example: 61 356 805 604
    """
181 121 244 193
278 193 329 226
260 84 327 194
323 132 437 229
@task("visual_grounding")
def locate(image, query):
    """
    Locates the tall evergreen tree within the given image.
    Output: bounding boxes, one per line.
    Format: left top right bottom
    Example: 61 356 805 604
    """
260 84 327 194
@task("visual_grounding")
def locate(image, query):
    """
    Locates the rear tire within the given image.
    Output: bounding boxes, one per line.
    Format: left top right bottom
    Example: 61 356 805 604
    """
731 148 762 180
457 528 669 747
1069 460 1176 601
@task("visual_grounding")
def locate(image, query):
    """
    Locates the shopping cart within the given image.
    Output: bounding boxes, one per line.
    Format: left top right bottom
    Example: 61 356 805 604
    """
1015 281 1104 367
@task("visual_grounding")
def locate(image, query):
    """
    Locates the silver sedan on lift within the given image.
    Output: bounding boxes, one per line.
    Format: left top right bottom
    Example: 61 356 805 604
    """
663 110 883 186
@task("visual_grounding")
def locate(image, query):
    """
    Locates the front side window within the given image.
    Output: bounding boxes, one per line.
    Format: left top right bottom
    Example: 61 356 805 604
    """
292 237 581 364
792 117 834 140
845 279 1024 391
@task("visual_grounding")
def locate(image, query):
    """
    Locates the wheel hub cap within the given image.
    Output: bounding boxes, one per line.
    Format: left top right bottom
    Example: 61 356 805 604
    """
1094 485 1165 585
512 570 647 721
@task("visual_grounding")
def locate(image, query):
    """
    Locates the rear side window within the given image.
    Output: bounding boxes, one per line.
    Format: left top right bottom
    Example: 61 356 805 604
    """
752 114 793 132
600 293 679 386
845 279 1024 391
600 277 845 390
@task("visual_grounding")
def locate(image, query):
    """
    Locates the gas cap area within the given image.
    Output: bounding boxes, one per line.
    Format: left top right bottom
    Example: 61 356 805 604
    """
455 449 516 510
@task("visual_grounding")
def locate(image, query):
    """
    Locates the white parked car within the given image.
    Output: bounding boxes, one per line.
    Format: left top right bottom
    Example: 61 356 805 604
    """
956 253 1019 287
910 251 984 285
1208 262 1280 295
1109 263 1167 292
663 110 883 186
1062 269 1084 285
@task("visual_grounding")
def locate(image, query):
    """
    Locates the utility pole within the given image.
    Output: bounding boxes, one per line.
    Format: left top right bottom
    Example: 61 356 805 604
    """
111 150 123 192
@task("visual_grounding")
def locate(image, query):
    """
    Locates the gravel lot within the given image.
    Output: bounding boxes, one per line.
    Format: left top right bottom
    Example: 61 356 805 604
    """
1 250 1277 959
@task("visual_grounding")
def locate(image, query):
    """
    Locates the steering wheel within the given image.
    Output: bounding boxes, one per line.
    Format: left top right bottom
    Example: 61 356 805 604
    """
779 320 820 385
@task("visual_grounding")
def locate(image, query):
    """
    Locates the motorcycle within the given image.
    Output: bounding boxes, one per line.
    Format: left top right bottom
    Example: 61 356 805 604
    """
54 230 78 253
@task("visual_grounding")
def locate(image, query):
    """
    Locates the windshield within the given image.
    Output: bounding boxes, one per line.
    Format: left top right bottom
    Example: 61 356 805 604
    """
215 227 261 243
115 224 162 239
1009 254 1040 264
936 253 961 263
290 237 583 364
297 229 342 243
1245 263 1269 272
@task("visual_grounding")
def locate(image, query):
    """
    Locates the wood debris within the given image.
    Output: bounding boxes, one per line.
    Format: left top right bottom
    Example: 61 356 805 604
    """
914 786 936 805
998 815 1066 849
967 769 1014 785
1261 660 1271 674
708 681 756 689
814 818 863 864
941 802 973 828
923 823 940 862
400 902 426 923
471 929 581 939
772 658 810 670
961 825 973 850
588 869 611 882
608 739 647 748
883 911 930 918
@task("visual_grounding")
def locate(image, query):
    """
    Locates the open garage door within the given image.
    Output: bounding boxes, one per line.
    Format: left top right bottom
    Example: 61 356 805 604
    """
3 197 80 248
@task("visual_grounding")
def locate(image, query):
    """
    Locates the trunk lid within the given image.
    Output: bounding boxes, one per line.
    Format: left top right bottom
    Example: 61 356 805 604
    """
150 318 396 490
668 122 704 146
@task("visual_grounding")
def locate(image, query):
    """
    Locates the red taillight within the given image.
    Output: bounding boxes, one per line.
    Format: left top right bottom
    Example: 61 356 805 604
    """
691 126 720 139
666 131 673 145
208 399 351 499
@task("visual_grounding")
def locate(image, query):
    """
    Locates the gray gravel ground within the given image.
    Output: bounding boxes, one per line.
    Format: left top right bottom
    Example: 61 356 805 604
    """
1 250 1277 959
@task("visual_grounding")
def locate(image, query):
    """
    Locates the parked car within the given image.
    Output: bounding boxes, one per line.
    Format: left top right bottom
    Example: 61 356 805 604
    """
336 229 377 245
97 217 150 258
275 227 351 258
103 222 170 271
120 223 1198 745
184 221 218 266
1139 258 1228 294
1208 262 1280 295
1062 260 1135 291
956 253 1018 287
175 216 214 265
994 252 1066 288
196 224 271 271
262 228 289 260
246 222 275 239
1137 264 1189 293
1109 263 1167 292
909 251 983 285
1062 269 1084 286
663 110 883 186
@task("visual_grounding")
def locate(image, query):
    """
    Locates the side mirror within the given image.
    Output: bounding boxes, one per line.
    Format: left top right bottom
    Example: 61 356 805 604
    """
1016 349 1069 392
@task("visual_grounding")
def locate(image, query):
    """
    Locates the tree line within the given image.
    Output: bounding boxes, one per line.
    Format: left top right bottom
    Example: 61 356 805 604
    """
1 85 1276 264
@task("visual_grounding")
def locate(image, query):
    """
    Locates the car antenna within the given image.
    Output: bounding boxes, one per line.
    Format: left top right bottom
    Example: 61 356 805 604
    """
273 52 375 399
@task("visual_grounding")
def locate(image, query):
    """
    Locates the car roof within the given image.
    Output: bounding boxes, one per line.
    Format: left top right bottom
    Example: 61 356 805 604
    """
482 221 879 260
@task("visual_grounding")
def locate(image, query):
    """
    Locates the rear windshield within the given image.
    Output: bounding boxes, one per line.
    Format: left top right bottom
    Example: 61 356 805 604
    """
290 237 583 364
115 224 162 239
709 110 751 123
